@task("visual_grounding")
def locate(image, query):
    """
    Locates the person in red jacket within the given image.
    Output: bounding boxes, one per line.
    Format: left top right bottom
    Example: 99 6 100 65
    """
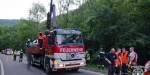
38 32 44 50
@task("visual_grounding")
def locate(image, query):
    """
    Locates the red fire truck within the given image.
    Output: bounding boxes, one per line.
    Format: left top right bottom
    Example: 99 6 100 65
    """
26 0 86 74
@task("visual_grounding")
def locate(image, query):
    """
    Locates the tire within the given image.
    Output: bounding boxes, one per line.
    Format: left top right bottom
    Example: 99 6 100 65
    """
45 61 52 74
71 67 79 71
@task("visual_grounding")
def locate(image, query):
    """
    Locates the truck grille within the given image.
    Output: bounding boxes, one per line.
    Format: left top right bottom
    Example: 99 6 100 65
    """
65 63 80 66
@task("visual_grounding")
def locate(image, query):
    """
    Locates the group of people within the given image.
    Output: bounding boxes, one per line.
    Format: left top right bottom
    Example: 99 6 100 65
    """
13 49 24 62
100 47 138 75
86 47 138 75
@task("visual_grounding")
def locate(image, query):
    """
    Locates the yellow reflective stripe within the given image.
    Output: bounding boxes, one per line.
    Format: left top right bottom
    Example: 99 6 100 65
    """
100 52 105 54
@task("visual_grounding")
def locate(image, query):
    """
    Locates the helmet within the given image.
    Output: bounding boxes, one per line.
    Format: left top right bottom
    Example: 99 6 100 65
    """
28 39 30 41
86 51 88 54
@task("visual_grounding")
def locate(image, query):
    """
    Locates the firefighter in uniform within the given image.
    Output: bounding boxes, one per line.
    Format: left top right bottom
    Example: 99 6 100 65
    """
98 48 105 70
19 49 24 62
38 32 44 50
86 51 90 66
26 39 31 47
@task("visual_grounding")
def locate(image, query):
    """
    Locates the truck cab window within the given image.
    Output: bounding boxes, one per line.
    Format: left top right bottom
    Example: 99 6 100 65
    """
55 34 83 45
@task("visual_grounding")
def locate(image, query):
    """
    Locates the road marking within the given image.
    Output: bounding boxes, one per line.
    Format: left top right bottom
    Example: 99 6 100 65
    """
0 60 5 75
80 69 106 75
22 61 27 64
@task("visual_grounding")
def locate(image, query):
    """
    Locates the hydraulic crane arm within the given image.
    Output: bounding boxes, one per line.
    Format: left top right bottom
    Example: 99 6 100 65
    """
46 0 56 30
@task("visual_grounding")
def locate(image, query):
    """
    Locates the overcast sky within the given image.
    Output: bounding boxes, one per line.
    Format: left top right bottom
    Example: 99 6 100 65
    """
0 0 77 20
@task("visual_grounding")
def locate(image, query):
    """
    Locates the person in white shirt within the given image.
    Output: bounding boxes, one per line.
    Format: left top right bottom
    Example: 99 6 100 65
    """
129 47 138 66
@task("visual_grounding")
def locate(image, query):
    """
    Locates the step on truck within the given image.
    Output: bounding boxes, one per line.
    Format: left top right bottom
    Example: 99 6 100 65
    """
26 0 86 74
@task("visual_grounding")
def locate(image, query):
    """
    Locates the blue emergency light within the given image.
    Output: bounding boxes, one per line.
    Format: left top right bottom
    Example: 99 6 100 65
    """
56 26 60 29
74 28 78 31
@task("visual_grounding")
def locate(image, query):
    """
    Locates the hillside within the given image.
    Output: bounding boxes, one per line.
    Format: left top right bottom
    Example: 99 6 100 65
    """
0 19 19 26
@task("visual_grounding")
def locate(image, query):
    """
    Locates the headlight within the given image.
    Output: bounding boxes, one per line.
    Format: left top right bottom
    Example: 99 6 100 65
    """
80 62 84 65
54 61 58 65
58 64 64 67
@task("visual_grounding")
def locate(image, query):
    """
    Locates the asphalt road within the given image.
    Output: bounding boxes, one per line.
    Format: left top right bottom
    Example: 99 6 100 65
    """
0 54 106 75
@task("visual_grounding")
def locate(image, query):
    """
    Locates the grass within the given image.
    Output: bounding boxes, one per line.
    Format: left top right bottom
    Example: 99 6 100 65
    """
83 64 107 74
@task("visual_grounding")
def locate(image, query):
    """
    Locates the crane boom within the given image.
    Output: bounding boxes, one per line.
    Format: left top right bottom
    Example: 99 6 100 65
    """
46 0 56 30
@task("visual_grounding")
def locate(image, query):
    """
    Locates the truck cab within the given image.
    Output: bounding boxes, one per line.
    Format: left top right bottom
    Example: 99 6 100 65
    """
43 28 86 73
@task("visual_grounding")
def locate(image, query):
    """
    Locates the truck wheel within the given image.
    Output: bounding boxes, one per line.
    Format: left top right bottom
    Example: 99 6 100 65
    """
71 67 79 71
45 61 52 74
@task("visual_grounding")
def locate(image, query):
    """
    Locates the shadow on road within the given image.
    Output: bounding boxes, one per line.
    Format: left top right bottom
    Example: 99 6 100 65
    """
32 65 82 75
48 70 82 75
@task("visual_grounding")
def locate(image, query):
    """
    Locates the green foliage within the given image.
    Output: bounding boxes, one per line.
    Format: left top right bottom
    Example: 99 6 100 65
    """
28 2 46 23
0 19 45 52
57 0 150 65
0 27 2 36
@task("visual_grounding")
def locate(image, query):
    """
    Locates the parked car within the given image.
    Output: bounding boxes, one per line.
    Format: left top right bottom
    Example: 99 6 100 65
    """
1 50 5 54
5 48 13 55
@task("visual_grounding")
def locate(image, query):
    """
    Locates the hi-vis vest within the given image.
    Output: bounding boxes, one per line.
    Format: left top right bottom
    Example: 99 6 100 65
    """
99 50 105 58
13 51 17 55
115 52 121 65
121 52 128 64
38 32 44 40
86 54 90 60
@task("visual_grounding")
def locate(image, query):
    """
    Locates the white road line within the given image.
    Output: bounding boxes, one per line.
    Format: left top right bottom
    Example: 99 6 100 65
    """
80 69 106 75
0 60 5 75
22 61 27 64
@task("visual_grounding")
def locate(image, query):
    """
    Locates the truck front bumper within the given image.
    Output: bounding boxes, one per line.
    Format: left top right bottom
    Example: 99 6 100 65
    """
53 60 86 69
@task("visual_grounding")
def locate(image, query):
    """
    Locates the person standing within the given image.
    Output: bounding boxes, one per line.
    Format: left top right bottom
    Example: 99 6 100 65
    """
129 47 138 66
105 48 118 75
98 48 105 70
86 51 90 66
13 50 17 61
115 48 122 75
128 47 138 74
121 48 129 75
19 49 24 62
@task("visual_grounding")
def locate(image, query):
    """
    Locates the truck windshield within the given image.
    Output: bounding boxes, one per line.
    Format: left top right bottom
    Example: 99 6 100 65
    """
7 49 12 51
55 34 83 45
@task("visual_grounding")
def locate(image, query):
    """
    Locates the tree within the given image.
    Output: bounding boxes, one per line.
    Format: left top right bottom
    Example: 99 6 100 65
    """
28 2 46 31
0 27 2 37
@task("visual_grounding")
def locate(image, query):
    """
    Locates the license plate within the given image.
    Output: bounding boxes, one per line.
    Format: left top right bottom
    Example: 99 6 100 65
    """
70 62 76 64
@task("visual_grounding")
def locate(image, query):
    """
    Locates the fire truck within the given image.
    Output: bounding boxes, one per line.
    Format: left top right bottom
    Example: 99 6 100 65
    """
26 0 86 74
